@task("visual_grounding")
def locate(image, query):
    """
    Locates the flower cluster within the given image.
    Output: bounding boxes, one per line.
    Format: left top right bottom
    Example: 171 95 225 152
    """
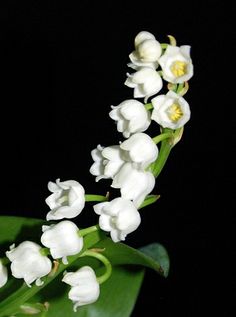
0 31 193 313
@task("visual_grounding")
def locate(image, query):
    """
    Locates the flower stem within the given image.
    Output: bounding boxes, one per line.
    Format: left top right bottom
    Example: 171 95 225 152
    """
150 128 174 178
152 132 173 144
85 194 108 202
80 250 112 284
145 103 153 111
79 225 100 237
40 248 50 256
161 43 168 49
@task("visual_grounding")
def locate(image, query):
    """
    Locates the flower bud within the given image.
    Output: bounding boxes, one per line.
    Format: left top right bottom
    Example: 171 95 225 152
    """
6 241 52 287
120 133 158 169
111 162 155 208
94 197 141 242
109 99 150 138
41 220 83 264
45 179 85 221
125 67 163 102
62 266 100 311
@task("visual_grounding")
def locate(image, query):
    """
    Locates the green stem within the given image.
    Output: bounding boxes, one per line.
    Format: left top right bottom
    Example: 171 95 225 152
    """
79 225 99 237
150 128 174 178
152 132 173 144
176 83 184 94
40 248 50 257
80 250 112 284
144 103 153 111
161 43 168 49
85 194 108 202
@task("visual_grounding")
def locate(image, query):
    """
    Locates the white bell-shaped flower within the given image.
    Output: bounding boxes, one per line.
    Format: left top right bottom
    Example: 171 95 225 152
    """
6 241 52 287
62 266 100 311
109 100 151 138
111 163 155 208
41 220 83 264
125 67 163 102
0 260 8 288
94 197 141 242
120 133 158 169
90 145 127 181
159 45 193 84
151 90 191 129
129 31 162 69
45 179 85 221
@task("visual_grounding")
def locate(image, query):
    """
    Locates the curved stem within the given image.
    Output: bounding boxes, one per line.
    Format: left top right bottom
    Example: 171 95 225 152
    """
85 194 108 202
80 250 112 284
152 132 173 145
152 138 173 178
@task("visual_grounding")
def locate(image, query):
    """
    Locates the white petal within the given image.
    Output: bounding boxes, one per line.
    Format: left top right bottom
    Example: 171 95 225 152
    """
0 261 8 288
134 31 156 47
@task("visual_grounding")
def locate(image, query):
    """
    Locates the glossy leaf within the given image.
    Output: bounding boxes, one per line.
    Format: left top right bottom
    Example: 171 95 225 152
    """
0 216 169 317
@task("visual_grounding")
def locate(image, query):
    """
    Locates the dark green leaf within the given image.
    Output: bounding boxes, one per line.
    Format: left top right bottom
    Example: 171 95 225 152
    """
139 243 170 277
0 216 169 317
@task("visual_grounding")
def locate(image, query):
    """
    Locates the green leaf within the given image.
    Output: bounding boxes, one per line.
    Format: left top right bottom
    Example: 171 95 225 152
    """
32 266 144 317
139 243 170 277
0 216 169 317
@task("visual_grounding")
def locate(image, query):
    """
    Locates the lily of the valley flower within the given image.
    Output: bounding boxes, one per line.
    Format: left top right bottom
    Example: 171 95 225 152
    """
41 220 83 264
111 162 155 208
62 266 100 312
6 241 52 287
0 259 8 288
125 67 163 102
129 31 162 70
109 99 151 138
94 197 141 242
159 45 193 84
151 90 191 129
120 132 158 169
90 145 127 182
45 179 85 221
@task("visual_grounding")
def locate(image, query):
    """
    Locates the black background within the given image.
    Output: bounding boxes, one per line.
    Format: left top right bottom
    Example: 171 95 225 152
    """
0 1 235 316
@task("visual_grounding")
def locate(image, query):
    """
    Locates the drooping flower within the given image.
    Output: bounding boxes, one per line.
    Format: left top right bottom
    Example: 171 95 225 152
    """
111 162 155 208
151 90 191 129
109 99 151 138
129 31 162 69
62 266 100 312
45 179 85 221
0 259 8 288
6 241 52 287
125 67 163 102
159 45 193 84
94 197 141 242
89 145 127 182
120 133 158 169
41 220 83 264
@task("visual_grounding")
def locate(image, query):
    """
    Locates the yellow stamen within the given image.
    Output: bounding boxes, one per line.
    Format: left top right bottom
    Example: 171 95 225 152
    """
167 103 183 122
170 61 187 77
